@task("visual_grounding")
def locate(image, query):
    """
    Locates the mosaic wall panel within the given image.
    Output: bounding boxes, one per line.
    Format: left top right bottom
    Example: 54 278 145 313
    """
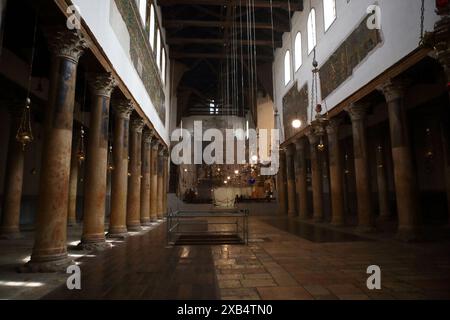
319 16 381 99
114 0 166 124
282 83 308 140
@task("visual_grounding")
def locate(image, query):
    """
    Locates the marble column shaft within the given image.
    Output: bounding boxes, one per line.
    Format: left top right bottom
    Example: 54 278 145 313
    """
140 129 152 226
294 138 308 220
0 106 25 239
327 119 345 226
26 29 88 272
376 145 391 220
127 117 145 231
150 141 159 221
81 73 116 250
307 132 324 222
67 130 80 227
156 147 165 219
277 150 288 215
285 145 297 216
108 100 133 237
381 80 421 239
346 103 375 231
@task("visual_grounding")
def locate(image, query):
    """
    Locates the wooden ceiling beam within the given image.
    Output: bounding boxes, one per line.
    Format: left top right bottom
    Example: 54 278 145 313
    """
158 0 303 11
170 51 273 60
163 19 289 31
167 37 281 47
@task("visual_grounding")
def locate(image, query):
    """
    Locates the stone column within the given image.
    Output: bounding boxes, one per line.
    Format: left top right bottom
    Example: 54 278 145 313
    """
380 80 421 240
375 144 391 221
294 138 308 220
67 129 80 227
156 146 165 219
140 128 152 226
80 73 116 250
0 104 25 239
277 149 288 215
127 116 145 231
441 121 450 223
327 119 345 226
150 140 159 221
346 103 375 232
307 131 324 222
163 149 170 216
285 145 297 216
24 29 88 272
108 100 133 238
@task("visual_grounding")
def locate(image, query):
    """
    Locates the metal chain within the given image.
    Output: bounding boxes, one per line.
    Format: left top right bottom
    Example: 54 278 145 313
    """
419 0 425 45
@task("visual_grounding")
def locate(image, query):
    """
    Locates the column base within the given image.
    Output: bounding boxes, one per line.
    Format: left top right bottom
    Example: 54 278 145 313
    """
150 217 158 223
0 228 23 240
67 219 78 227
355 225 377 233
19 255 74 273
106 230 129 240
141 219 152 226
396 226 422 242
127 224 143 232
330 219 345 227
78 238 112 251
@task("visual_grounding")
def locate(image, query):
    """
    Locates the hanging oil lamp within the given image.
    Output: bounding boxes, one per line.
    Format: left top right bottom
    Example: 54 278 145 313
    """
107 144 114 171
425 128 434 159
16 97 34 150
77 126 86 164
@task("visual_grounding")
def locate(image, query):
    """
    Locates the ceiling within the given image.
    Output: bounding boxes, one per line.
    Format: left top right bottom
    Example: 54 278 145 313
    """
159 0 304 118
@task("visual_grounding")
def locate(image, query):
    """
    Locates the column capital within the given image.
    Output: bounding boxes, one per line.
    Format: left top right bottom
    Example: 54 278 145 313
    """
113 99 134 119
87 73 116 98
151 139 161 150
143 128 154 143
162 149 170 159
46 28 88 64
379 78 411 103
326 118 343 136
130 117 145 133
346 102 371 122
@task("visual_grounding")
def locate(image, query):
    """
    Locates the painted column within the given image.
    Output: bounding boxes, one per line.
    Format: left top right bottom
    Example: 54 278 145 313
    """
294 138 308 220
67 129 80 227
307 131 324 222
285 144 297 216
375 144 391 222
127 116 145 231
150 140 159 221
346 102 375 232
276 149 288 215
381 80 421 240
108 100 133 238
24 29 88 272
326 119 345 226
140 128 152 226
0 104 25 239
156 146 165 219
80 73 116 250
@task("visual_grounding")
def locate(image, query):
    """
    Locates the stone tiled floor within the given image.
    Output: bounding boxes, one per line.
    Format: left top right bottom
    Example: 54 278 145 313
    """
1 214 450 300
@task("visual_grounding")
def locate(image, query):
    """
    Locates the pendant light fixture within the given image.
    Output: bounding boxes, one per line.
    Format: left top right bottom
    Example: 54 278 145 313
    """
16 12 39 150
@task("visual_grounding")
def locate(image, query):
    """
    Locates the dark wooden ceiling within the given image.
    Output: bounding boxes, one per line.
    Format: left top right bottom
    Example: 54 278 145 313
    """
160 0 304 118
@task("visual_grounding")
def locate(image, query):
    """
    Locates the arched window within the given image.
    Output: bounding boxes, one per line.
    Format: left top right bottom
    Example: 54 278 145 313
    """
284 50 291 86
156 29 161 70
294 32 302 71
307 8 317 54
323 0 336 31
137 0 147 25
162 48 166 83
149 4 155 50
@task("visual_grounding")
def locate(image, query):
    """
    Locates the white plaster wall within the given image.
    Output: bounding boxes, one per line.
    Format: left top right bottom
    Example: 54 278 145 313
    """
273 0 439 142
72 0 170 144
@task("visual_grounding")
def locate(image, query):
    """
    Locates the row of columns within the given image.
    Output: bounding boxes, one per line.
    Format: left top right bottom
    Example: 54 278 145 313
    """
278 79 433 240
0 28 169 272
